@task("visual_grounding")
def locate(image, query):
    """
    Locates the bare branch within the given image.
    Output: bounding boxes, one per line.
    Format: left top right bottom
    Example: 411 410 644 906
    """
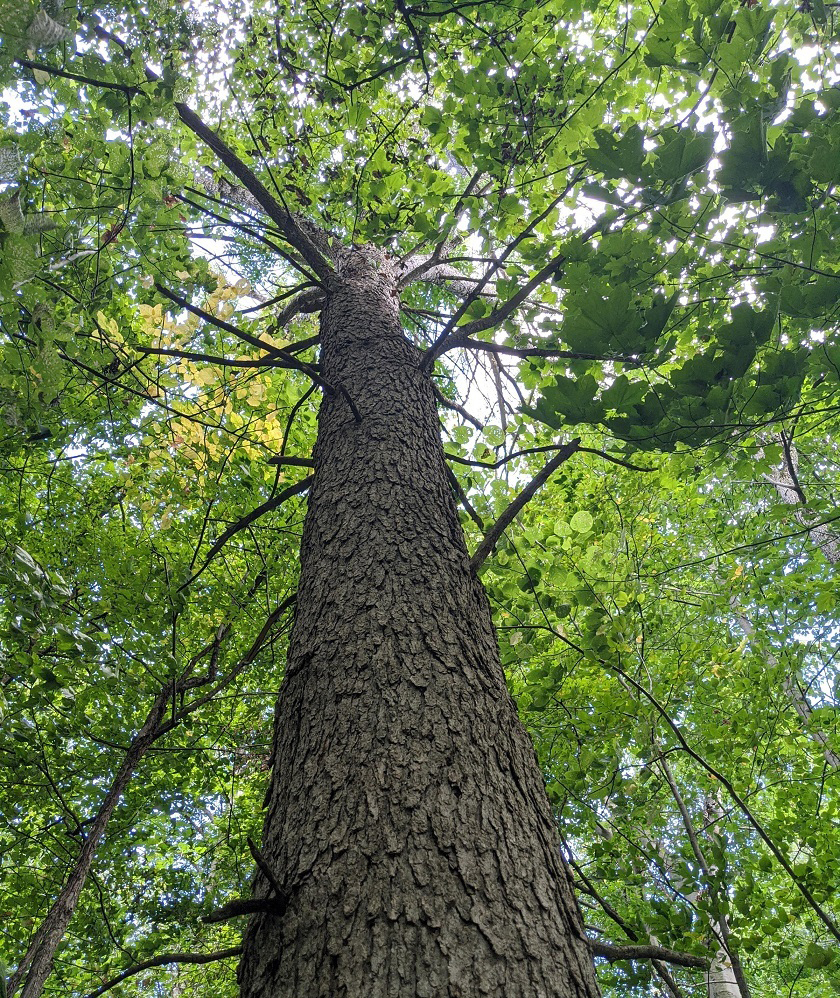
470 439 581 570
180 476 314 591
420 172 599 368
590 940 710 970
266 456 316 469
137 346 292 369
153 284 336 394
202 898 280 924
432 383 484 431
9 690 172 998
82 948 242 998
446 465 485 531
248 837 284 897
458 337 642 366
447 443 653 473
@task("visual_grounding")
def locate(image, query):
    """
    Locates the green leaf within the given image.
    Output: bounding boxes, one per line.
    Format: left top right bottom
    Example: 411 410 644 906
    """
584 126 647 182
570 510 594 533
803 943 834 969
653 127 714 182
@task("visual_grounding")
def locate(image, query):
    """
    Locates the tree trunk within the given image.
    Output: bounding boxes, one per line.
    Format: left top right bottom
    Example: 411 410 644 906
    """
238 249 600 998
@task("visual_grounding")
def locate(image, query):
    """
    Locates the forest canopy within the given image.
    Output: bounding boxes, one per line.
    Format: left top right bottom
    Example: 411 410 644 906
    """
1 0 839 996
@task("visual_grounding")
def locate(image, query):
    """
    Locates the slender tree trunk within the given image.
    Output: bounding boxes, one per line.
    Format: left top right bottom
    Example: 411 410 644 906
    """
763 433 839 566
8 690 170 998
238 250 600 998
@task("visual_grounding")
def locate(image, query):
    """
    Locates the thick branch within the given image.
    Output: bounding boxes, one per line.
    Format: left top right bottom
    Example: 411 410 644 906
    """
202 898 281 924
171 104 332 281
267 456 316 469
590 940 710 970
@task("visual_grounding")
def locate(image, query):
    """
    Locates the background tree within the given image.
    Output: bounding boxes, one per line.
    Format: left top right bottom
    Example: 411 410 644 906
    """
1 0 839 996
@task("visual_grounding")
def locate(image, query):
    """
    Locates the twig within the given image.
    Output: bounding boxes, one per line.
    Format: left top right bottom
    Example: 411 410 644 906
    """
248 837 284 897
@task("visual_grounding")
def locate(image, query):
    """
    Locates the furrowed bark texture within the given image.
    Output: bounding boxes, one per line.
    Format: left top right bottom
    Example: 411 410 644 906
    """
238 249 600 998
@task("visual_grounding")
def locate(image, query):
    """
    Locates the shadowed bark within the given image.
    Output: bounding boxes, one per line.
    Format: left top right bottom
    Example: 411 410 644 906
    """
238 248 601 998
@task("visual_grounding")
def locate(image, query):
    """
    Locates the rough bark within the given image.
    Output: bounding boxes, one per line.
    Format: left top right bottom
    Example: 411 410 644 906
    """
238 249 600 998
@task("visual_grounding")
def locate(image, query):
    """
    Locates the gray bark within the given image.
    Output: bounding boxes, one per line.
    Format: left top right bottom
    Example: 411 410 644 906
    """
736 434 840 768
763 433 839 566
238 249 600 998
8 691 170 998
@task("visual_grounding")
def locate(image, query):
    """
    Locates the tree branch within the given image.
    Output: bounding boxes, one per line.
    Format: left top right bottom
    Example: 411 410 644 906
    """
421 173 602 368
582 653 840 945
201 898 281 924
446 465 485 530
470 439 580 570
447 442 653 473
82 948 242 998
432 383 484 431
152 284 349 403
590 940 710 970
267 456 316 468
170 104 332 281
155 593 297 737
69 22 333 281
457 337 642 366
137 346 291 369
179 477 314 591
